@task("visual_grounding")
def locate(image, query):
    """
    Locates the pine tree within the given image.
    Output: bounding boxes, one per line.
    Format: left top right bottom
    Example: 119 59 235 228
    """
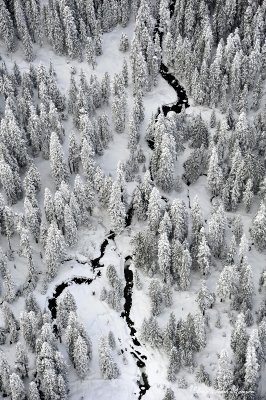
210 109 216 128
122 58 129 87
243 179 254 213
101 73 111 104
108 181 126 234
215 350 233 396
20 311 38 350
170 199 188 242
156 133 175 192
68 133 80 174
207 145 223 196
159 0 170 35
9 373 26 400
0 352 11 396
197 228 211 276
167 347 180 382
15 342 28 378
196 280 215 315
0 1 16 52
217 265 238 302
85 37 96 69
3 206 15 250
163 388 175 400
244 344 259 398
64 205 78 247
112 94 126 133
231 313 249 363
149 279 163 316
119 33 129 52
163 31 175 67
50 132 68 188
45 221 66 280
158 232 171 283
128 117 139 151
108 331 116 350
158 211 172 238
191 196 204 243
251 202 266 251
44 188 55 224
3 268 16 302
63 6 80 59
208 204 226 258
54 190 65 230
24 197 41 242
28 382 41 400
147 187 162 232
0 161 18 205
73 335 90 379
179 249 191 290
98 336 120 379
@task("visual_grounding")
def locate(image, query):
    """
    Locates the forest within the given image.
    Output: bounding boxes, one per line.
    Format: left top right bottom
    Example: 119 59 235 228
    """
0 0 266 399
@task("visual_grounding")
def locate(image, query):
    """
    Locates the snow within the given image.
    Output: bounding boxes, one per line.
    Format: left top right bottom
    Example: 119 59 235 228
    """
0 6 266 400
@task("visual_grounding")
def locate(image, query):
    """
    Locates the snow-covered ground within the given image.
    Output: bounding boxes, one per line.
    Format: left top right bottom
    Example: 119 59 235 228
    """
0 4 266 400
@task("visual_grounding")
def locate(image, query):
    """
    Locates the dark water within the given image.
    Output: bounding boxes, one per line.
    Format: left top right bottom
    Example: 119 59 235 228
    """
47 229 116 320
91 230 115 269
121 256 150 399
48 275 96 320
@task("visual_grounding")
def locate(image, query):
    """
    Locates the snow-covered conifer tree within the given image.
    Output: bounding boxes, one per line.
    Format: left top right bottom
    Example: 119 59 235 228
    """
158 232 171 282
251 202 266 251
73 335 90 379
147 187 162 232
64 205 78 247
108 181 126 234
98 336 120 379
215 350 233 396
9 373 26 400
50 132 68 188
167 347 180 382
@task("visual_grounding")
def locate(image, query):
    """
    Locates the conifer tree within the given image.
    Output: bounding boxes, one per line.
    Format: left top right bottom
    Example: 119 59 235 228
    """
196 280 215 315
179 249 191 291
231 313 249 364
119 33 129 52
112 95 126 133
15 342 29 378
158 232 171 283
45 221 66 280
197 228 211 276
108 181 126 234
251 202 266 251
207 145 223 196
147 187 162 232
86 37 97 69
243 179 254 213
167 347 180 382
149 279 163 316
98 336 120 379
68 133 80 174
73 335 90 379
208 204 226 258
9 373 26 400
28 382 41 400
244 344 259 398
163 388 175 400
170 199 188 242
217 265 239 302
215 350 233 396
64 205 78 247
50 132 68 189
